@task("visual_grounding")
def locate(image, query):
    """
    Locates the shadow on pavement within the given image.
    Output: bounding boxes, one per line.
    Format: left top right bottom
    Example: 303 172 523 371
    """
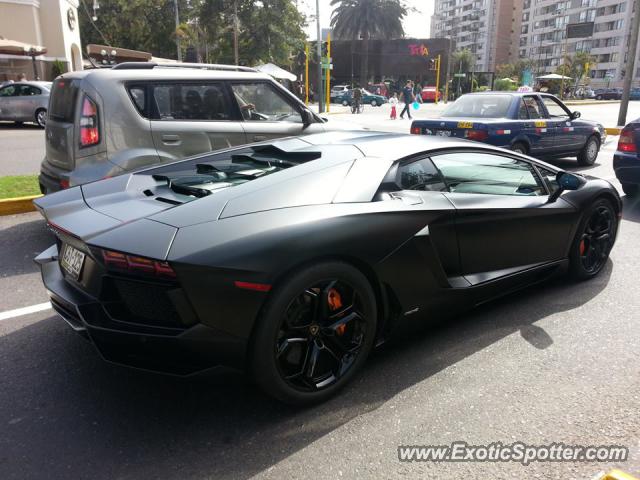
0 261 612 480
0 121 41 130
621 194 640 223
0 217 52 277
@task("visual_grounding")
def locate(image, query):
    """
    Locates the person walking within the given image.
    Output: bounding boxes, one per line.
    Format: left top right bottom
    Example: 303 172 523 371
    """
389 93 398 120
399 81 414 119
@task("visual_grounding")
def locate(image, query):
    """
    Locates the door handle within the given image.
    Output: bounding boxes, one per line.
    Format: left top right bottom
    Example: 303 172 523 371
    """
253 135 267 142
161 134 181 144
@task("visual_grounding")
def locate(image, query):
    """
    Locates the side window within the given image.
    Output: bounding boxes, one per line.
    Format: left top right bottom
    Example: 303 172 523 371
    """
230 83 302 122
128 86 145 114
537 166 560 194
540 96 570 119
150 83 233 121
19 85 41 96
397 158 447 192
517 99 529 119
523 96 545 119
0 85 16 97
431 152 546 196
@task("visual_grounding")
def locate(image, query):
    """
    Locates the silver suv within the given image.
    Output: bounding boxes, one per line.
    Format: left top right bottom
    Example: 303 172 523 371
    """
40 63 350 193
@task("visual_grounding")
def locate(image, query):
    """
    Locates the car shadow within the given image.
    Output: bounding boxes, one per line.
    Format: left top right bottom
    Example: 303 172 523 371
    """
0 121 42 130
0 217 52 278
0 261 612 480
621 194 640 223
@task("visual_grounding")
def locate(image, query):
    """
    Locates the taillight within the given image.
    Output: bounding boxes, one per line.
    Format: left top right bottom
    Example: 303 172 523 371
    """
59 179 70 189
617 127 637 153
410 126 421 135
80 95 99 148
464 129 489 141
101 249 176 278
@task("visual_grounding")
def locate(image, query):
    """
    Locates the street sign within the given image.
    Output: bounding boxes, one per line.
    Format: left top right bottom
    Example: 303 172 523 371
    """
454 73 466 78
566 22 594 39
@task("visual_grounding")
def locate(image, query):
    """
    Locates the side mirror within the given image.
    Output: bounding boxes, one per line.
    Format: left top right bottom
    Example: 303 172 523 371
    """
548 171 585 202
301 109 314 128
571 111 581 120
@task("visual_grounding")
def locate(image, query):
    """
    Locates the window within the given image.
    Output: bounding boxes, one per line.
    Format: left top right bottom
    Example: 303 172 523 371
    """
523 96 545 119
18 85 41 96
396 158 447 192
230 83 302 123
150 83 233 121
517 99 529 119
540 96 570 119
537 166 559 194
128 86 145 114
431 152 546 196
0 85 16 97
441 95 513 119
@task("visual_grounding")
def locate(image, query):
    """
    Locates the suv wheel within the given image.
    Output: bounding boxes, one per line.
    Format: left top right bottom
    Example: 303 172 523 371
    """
35 109 47 128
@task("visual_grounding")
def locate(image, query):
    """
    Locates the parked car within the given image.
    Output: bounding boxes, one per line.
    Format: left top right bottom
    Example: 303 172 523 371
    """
574 86 596 99
39 63 358 194
629 88 640 101
420 86 440 102
0 81 51 127
34 131 620 404
333 89 387 107
594 88 621 100
410 92 606 166
330 85 349 98
614 119 640 196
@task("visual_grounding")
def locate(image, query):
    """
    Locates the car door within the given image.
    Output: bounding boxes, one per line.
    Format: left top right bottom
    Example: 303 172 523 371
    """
0 84 18 121
539 94 583 152
430 149 577 282
14 84 42 121
148 81 247 163
522 95 555 154
229 81 318 141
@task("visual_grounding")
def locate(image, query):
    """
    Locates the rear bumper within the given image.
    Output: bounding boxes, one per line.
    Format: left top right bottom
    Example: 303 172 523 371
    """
39 159 70 194
37 245 247 375
613 152 640 185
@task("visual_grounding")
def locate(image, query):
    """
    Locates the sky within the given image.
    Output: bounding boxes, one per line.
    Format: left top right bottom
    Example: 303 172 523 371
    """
299 0 435 40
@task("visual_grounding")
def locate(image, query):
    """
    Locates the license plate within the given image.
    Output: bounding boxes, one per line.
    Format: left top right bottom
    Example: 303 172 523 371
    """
60 244 85 280
436 130 451 137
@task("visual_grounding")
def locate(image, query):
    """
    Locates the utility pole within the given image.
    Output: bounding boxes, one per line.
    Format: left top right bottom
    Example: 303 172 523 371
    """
233 0 239 65
316 0 324 113
444 37 452 103
174 0 181 62
618 0 640 126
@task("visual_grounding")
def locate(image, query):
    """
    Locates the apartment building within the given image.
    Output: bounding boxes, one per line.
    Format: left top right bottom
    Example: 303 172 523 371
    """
430 0 520 72
519 0 636 87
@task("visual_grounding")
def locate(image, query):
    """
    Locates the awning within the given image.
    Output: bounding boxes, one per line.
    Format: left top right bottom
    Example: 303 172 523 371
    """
0 36 46 56
537 73 572 80
255 63 297 82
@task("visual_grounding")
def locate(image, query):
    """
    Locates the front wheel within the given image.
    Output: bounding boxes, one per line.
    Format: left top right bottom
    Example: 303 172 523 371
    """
250 261 377 405
577 135 599 166
569 198 617 280
371 100 378 107
622 183 638 197
596 95 603 100
342 100 349 107
511 142 528 155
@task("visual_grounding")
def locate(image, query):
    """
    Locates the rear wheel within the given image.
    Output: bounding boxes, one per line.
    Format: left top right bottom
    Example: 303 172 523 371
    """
342 100 349 106
577 135 599 166
569 198 617 280
511 142 528 155
35 109 47 128
250 261 377 405
621 183 638 197
371 99 378 107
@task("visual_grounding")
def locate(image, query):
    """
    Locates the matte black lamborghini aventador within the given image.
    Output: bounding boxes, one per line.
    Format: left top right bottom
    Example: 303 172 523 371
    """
35 132 621 404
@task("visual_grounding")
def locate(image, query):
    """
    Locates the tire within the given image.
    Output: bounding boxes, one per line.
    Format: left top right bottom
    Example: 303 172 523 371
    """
371 99 378 107
250 261 377 405
569 198 617 280
621 183 639 197
342 100 349 106
511 142 528 155
577 135 599 166
35 109 47 128
596 95 603 100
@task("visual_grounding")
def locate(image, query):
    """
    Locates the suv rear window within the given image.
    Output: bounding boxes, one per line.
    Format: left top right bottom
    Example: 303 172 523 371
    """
49 79 78 122
145 83 234 121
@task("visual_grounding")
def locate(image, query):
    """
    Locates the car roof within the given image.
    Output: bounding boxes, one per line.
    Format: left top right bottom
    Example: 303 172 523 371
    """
58 67 274 82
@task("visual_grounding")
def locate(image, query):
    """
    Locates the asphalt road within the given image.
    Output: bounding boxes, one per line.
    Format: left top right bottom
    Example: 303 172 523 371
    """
1 117 640 479
0 122 45 176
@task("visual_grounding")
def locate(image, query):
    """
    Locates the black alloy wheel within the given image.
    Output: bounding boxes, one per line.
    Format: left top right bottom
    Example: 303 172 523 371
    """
251 262 376 405
570 199 616 279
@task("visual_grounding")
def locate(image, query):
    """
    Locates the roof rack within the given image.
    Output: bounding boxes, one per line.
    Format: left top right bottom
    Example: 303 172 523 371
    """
111 62 257 72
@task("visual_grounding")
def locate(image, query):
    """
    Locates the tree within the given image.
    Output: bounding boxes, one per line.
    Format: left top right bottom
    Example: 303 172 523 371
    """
330 0 407 86
495 59 536 83
556 50 596 84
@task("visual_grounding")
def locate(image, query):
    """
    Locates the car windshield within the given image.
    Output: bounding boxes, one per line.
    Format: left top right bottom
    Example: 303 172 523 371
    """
441 95 513 118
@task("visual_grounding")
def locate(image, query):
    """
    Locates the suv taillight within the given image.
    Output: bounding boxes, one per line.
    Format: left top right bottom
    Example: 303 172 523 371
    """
80 95 99 148
617 127 637 153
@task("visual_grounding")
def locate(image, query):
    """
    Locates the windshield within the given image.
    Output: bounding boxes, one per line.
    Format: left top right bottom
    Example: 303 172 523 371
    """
441 95 513 118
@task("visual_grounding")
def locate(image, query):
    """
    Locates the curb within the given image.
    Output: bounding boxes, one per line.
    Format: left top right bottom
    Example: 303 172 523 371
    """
564 100 621 106
0 194 42 216
605 127 622 135
598 470 639 480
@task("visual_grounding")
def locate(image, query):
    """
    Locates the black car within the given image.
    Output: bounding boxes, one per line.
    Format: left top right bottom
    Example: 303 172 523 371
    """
594 88 622 100
35 132 621 404
613 119 640 196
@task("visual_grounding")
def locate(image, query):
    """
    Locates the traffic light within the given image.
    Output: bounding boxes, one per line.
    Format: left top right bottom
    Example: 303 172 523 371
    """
428 58 437 70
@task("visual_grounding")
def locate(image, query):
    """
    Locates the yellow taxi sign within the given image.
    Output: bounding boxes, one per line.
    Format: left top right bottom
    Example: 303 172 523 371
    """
457 121 473 129
534 120 547 128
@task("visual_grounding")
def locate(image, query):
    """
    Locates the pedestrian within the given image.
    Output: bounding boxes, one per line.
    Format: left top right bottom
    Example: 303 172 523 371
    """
18 73 26 82
399 81 414 119
389 93 398 120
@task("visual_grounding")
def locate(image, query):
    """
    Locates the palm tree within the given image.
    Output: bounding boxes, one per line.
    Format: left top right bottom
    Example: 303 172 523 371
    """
330 0 407 86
